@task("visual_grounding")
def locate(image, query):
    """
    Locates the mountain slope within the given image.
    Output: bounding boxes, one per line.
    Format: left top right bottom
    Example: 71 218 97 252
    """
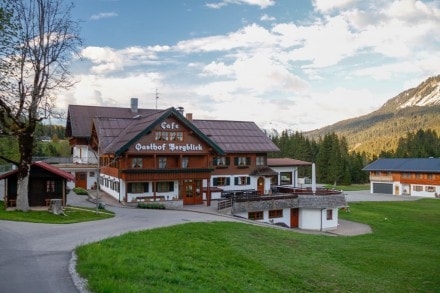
305 75 440 156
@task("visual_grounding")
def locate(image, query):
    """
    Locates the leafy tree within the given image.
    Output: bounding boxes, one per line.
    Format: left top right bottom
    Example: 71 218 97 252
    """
0 0 81 211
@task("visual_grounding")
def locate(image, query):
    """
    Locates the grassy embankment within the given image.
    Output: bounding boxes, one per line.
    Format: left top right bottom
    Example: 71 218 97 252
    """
0 201 113 223
76 199 440 292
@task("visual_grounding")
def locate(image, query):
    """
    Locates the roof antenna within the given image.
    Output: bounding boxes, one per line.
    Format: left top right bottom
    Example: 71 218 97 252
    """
155 88 159 112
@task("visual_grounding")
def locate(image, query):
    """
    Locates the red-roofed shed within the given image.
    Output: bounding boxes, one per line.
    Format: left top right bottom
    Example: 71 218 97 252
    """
0 161 75 208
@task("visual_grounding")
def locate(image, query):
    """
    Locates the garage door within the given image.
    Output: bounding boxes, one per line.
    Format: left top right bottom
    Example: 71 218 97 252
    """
372 183 393 194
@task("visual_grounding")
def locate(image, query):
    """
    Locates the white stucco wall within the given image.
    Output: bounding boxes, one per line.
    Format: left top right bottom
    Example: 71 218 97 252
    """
299 208 339 231
72 145 98 164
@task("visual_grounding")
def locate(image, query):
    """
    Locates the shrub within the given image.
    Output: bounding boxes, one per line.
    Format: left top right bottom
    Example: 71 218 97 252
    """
137 202 166 209
73 187 88 195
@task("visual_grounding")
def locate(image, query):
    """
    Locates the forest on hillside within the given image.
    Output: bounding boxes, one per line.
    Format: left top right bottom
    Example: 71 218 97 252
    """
270 129 440 185
305 105 440 156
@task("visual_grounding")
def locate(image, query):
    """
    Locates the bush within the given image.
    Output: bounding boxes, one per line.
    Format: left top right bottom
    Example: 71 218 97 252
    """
73 187 88 195
137 202 166 209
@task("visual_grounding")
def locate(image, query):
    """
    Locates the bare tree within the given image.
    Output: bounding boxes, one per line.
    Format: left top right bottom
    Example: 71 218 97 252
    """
0 0 81 211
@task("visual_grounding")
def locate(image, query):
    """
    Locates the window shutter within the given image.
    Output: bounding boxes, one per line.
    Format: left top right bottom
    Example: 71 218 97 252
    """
226 157 230 166
234 157 238 165
246 157 251 165
226 178 230 185
247 177 251 185
234 177 238 185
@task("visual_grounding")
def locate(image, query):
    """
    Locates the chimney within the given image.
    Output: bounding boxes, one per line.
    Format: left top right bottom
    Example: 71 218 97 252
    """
186 113 193 121
130 98 138 113
177 106 184 115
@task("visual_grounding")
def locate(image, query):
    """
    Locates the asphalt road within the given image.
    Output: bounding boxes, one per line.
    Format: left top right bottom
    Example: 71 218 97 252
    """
0 198 237 293
0 189 421 293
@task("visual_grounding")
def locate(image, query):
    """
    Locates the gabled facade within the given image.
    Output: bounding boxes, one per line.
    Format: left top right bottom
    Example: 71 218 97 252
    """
363 158 440 197
66 100 284 206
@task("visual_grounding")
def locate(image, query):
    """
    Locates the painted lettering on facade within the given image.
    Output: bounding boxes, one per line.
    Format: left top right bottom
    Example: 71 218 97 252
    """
161 121 179 130
135 143 202 152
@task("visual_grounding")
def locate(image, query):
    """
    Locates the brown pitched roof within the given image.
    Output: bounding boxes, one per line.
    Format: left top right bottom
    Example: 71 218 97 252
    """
0 161 75 181
93 108 225 156
268 158 312 166
67 104 279 155
66 105 158 138
192 120 279 153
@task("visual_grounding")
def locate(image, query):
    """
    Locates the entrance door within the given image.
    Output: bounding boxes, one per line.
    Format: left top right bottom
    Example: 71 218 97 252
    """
183 180 203 205
75 172 87 189
290 208 299 228
257 177 265 195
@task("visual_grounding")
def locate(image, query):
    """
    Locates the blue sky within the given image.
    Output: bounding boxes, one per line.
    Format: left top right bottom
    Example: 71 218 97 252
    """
60 0 440 131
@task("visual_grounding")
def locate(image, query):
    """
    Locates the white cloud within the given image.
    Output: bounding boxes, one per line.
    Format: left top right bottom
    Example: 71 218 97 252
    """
58 72 163 110
206 0 275 9
90 12 118 21
312 0 355 13
260 14 276 21
81 45 170 74
175 23 276 53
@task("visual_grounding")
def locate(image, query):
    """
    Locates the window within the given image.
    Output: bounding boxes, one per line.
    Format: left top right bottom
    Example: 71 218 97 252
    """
426 186 435 192
46 180 55 193
234 176 250 185
216 157 225 166
402 173 412 178
248 211 264 220
156 131 183 141
280 172 292 185
156 182 174 192
89 172 95 177
127 182 148 193
326 209 333 220
159 157 167 168
236 157 249 166
415 173 422 179
256 156 266 166
413 185 423 192
182 157 189 168
132 158 142 168
213 177 230 186
269 209 283 218
427 174 434 180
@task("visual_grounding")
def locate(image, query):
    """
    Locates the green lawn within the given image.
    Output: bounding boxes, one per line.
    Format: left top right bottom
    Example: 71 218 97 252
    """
0 201 114 223
76 199 440 292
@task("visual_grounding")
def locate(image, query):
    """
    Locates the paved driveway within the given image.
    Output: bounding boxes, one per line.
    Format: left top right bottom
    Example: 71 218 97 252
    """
0 190 422 292
0 194 237 293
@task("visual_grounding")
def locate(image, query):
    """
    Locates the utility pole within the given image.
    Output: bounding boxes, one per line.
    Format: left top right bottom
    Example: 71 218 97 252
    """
95 141 100 214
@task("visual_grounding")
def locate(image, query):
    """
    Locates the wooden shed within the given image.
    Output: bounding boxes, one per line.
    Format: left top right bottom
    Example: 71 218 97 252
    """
0 161 75 208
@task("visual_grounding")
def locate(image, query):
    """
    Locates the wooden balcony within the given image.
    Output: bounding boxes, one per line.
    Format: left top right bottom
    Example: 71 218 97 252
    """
369 175 393 182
